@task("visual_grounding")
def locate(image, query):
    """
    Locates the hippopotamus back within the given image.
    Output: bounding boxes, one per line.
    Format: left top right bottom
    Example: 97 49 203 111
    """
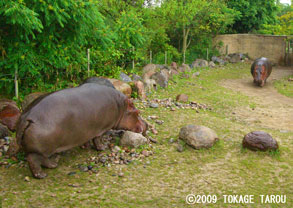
251 57 272 87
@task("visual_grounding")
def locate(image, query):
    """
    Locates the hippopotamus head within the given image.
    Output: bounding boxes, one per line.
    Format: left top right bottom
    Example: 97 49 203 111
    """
117 99 148 135
253 64 266 87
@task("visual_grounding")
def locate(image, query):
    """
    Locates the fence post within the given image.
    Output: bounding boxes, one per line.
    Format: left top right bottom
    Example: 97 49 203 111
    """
132 46 135 70
150 50 152 64
14 67 19 99
206 48 209 61
165 51 167 65
226 45 228 55
87 48 90 77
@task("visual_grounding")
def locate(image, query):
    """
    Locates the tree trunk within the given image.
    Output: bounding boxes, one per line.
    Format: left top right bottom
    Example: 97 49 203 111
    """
182 25 190 54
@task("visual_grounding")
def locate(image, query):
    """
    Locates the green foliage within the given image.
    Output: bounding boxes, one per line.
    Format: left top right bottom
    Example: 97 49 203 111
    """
226 0 278 33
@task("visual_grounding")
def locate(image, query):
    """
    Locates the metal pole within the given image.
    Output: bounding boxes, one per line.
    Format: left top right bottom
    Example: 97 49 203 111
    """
132 46 135 70
87 49 90 77
14 67 19 99
165 51 167 65
150 50 152 64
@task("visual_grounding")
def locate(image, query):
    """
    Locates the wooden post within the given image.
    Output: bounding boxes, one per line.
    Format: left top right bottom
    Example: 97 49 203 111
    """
150 50 152 64
14 67 19 99
132 46 135 70
165 51 167 65
87 49 90 77
206 48 209 61
226 45 228 55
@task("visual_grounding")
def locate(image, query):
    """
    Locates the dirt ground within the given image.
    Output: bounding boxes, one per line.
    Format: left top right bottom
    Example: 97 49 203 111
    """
221 67 293 131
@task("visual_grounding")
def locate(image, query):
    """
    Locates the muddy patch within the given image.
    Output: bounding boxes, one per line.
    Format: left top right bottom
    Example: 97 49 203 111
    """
221 68 293 131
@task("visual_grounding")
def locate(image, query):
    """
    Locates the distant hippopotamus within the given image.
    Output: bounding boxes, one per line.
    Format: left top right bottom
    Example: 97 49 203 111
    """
16 84 147 179
251 57 272 87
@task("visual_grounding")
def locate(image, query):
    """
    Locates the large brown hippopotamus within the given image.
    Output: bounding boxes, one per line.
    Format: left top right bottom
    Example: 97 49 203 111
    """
16 84 147 179
251 57 272 87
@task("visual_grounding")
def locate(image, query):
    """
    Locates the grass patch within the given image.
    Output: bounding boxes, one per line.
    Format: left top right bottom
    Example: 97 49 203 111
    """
1 63 293 207
274 75 293 98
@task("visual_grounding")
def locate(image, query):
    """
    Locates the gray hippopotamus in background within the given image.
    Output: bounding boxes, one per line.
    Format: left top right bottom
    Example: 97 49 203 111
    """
16 84 147 179
251 57 272 87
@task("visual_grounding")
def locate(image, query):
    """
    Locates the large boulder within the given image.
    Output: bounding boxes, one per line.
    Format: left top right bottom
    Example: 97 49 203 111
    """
82 77 115 88
170 62 178 71
120 131 148 148
151 71 168 88
192 59 209 68
0 99 21 131
21 92 47 111
144 78 157 92
133 81 147 100
142 64 157 80
107 79 132 98
212 56 226 65
160 69 170 80
179 125 219 149
242 131 278 151
178 63 191 72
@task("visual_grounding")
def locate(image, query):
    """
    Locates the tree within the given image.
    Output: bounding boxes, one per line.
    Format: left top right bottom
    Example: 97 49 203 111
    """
225 0 278 33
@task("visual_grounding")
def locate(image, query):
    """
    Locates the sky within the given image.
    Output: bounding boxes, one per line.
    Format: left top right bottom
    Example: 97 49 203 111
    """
280 0 291 5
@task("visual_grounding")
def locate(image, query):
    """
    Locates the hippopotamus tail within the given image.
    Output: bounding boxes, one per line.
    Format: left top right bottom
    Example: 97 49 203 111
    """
16 117 32 147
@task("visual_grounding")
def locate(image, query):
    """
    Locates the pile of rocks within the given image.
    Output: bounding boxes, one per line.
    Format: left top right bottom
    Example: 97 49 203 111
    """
144 98 212 112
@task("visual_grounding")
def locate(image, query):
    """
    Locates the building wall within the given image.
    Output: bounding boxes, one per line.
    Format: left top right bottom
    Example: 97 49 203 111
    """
214 34 287 65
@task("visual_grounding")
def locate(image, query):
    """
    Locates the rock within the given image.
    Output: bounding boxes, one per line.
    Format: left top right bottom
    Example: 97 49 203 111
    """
212 56 226 65
177 144 184 152
79 165 89 172
179 125 219 149
0 99 21 131
178 63 191 72
149 103 159 108
208 61 216 68
142 64 157 80
228 53 242 63
118 172 124 177
113 145 121 153
24 176 30 182
155 120 164 125
151 72 168 88
144 78 157 92
176 94 189 102
132 74 142 81
21 92 47 111
120 72 132 83
108 79 132 98
0 123 9 139
192 72 200 78
242 131 278 151
141 150 149 157
68 172 77 176
170 69 179 76
169 138 175 143
192 59 208 68
160 69 170 80
82 77 115 88
133 81 146 100
120 131 148 148
170 62 178 70
6 137 20 157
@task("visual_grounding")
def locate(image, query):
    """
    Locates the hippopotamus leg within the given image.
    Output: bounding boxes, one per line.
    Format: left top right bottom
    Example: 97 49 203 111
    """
92 136 107 151
27 153 58 179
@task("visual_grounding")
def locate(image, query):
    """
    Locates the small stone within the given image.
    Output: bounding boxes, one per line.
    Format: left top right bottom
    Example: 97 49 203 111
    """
24 176 30 182
141 150 149 157
87 165 93 170
177 144 184 152
146 161 150 165
118 172 124 177
149 115 159 120
192 72 200 78
151 128 158 135
113 146 121 152
120 131 148 148
150 103 159 108
79 165 88 172
170 107 176 111
68 172 76 176
155 120 164 125
169 138 175 143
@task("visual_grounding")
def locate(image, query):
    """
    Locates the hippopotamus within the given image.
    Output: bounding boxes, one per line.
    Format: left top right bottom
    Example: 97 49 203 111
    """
251 57 272 87
16 84 147 179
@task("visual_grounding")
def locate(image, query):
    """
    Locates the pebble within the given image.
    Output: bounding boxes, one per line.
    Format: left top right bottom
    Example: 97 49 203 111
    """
149 103 159 108
141 150 149 157
68 172 77 176
118 172 124 177
169 138 175 143
24 176 30 182
177 144 184 152
79 165 89 172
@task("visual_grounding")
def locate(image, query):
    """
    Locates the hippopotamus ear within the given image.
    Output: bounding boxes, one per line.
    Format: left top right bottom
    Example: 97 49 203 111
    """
125 99 140 114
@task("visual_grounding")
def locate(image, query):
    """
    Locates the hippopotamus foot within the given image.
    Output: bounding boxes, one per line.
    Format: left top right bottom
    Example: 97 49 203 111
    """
27 153 48 179
93 137 107 151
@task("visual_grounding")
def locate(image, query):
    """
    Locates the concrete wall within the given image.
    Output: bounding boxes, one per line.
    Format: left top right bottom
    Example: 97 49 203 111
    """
214 34 287 65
